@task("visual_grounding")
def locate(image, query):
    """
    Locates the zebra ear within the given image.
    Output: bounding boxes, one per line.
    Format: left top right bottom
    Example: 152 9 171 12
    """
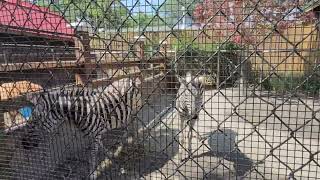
193 76 201 84
185 72 193 83
176 74 185 84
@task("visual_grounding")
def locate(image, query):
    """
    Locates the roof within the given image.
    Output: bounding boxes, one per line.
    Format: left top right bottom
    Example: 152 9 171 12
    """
0 0 75 41
303 0 320 12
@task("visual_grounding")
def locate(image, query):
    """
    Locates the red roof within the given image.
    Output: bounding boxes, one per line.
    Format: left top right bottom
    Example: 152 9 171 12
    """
0 0 75 41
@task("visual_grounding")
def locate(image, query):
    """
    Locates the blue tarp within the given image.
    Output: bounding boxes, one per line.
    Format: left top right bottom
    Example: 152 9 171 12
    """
19 106 32 120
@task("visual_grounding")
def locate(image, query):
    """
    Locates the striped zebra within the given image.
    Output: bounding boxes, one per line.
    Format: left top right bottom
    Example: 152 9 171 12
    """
21 77 141 179
175 72 204 163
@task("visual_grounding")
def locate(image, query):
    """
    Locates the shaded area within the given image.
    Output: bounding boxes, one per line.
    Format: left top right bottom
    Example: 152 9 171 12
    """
192 129 253 177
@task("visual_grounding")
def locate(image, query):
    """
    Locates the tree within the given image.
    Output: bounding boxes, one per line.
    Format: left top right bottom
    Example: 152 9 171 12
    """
160 0 200 26
193 0 317 92
36 0 130 29
127 12 165 28
193 0 316 46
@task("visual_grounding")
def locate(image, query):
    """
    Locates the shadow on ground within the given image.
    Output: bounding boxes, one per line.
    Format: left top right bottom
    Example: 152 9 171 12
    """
192 129 253 178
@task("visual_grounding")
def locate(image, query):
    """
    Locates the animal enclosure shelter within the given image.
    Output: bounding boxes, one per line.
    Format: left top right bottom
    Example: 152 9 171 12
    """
0 0 320 179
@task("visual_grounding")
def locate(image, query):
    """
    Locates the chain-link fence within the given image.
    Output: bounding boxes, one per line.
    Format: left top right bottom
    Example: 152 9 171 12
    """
0 0 320 179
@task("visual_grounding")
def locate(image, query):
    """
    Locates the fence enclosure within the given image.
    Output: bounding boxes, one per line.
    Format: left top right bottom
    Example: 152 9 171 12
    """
1 0 320 179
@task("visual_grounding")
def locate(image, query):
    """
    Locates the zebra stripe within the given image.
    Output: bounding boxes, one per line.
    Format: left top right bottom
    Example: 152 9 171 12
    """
22 78 140 147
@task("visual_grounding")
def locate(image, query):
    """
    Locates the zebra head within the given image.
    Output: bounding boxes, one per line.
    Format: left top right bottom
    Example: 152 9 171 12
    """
177 72 204 119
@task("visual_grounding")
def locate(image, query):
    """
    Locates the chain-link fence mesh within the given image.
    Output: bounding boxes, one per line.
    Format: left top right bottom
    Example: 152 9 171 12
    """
0 0 320 179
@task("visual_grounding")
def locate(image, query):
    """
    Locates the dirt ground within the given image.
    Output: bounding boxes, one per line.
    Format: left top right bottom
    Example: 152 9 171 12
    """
2 87 320 179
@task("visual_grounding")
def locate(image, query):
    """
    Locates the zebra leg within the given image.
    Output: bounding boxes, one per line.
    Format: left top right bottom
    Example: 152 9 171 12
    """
89 135 102 180
93 130 129 177
112 130 128 159
110 130 130 175
179 115 187 163
187 118 196 160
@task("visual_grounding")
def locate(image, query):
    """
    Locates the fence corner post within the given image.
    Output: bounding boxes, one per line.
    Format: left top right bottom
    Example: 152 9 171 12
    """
74 31 92 86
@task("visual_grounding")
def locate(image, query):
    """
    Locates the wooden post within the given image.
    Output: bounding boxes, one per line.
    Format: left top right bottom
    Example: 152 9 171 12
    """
74 31 92 86
160 40 168 58
159 40 170 87
134 36 145 83
134 35 146 60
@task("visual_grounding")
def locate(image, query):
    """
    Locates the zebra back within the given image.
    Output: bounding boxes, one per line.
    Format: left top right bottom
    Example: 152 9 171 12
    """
22 77 141 138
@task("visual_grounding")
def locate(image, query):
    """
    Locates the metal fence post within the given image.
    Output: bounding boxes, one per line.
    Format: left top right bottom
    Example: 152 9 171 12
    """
216 49 220 90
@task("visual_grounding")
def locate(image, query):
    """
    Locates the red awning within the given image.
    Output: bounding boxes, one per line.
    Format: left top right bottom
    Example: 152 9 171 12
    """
0 0 75 41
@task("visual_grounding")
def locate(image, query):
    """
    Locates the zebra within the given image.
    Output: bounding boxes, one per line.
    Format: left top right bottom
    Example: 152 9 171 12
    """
21 77 141 179
175 72 204 163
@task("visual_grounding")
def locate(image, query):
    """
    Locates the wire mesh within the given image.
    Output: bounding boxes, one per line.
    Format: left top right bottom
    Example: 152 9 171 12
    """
0 0 320 179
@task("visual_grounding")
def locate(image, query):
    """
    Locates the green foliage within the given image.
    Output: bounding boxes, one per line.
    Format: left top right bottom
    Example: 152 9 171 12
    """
172 35 217 52
174 45 239 87
218 42 243 51
302 76 320 95
173 39 240 52
127 12 165 28
260 74 320 95
172 31 241 52
36 0 130 28
160 0 200 26
171 30 241 87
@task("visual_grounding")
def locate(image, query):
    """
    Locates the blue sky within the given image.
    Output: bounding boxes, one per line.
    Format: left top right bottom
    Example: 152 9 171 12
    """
121 0 165 14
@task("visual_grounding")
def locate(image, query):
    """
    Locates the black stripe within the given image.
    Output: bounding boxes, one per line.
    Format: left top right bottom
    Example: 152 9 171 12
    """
105 92 116 128
101 93 112 129
78 96 87 128
80 96 92 133
109 92 121 128
86 95 99 134
94 98 103 132
40 93 54 130
49 93 61 120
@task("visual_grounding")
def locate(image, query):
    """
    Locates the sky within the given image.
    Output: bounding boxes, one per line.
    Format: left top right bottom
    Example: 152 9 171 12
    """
121 0 165 14
28 0 165 14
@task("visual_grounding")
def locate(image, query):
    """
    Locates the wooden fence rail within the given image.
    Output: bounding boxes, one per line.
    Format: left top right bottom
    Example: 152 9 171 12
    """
0 30 171 115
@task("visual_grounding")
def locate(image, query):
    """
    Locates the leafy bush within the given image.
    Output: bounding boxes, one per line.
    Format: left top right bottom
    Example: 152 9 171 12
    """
259 74 320 95
172 36 240 52
218 42 243 51
174 46 239 87
302 76 320 95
